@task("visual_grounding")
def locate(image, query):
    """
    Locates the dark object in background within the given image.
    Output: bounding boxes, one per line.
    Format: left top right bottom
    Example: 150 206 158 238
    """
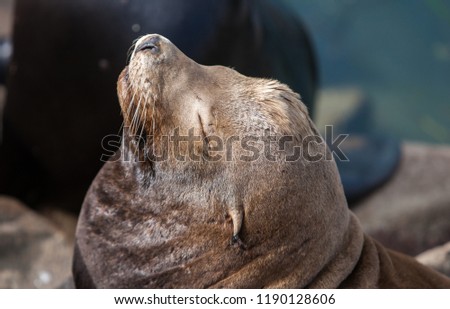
0 39 10 85
0 0 317 212
324 94 401 203
337 134 401 202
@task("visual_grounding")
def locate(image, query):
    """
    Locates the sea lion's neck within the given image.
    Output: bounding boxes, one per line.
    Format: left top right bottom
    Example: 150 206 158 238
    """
206 208 366 288
119 152 365 288
302 214 367 288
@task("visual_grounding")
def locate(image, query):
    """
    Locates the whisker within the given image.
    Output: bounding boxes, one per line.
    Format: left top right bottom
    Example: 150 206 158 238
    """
127 35 146 63
129 107 137 136
130 95 143 136
152 84 161 137
118 121 125 136
127 92 137 117
137 93 146 135
152 94 156 137
138 107 147 142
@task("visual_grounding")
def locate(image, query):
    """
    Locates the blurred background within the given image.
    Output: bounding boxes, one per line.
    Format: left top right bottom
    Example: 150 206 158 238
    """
0 0 449 288
287 0 450 144
0 0 12 113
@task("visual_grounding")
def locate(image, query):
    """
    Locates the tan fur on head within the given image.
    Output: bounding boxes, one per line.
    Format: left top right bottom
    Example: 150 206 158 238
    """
73 34 450 288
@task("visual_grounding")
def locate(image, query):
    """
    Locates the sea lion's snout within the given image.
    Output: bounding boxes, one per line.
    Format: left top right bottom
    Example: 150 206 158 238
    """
131 34 172 61
135 35 161 55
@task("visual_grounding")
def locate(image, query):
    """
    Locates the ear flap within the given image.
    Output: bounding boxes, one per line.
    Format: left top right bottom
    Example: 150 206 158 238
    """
195 100 217 136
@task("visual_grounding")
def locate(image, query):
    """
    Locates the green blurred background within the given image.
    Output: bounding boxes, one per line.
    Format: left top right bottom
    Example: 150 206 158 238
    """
284 0 450 144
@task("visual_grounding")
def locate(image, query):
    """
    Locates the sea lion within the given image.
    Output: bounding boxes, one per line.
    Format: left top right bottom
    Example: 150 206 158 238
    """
73 34 450 288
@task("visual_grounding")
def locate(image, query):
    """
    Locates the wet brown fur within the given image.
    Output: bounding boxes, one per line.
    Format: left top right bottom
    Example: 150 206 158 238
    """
73 34 450 288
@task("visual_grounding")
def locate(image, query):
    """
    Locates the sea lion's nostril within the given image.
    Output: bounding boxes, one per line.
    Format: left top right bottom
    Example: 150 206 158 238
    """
138 42 156 52
136 36 160 55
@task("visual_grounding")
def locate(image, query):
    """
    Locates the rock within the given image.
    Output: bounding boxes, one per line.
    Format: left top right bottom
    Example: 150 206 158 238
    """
0 196 73 288
353 142 450 256
39 206 78 245
416 242 450 277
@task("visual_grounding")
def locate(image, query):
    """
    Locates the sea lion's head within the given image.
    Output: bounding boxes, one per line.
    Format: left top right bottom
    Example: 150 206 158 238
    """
102 34 354 287
117 34 317 155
